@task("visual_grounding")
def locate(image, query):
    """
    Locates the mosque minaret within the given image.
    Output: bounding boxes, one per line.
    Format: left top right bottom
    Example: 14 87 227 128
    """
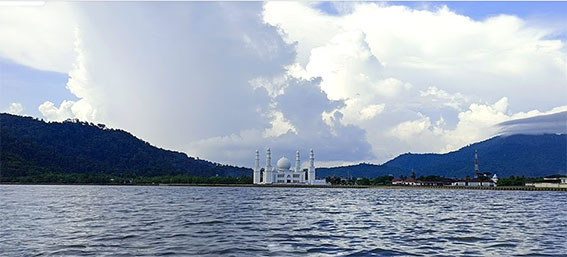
308 149 315 184
295 151 301 173
265 148 273 184
253 148 328 185
253 150 260 184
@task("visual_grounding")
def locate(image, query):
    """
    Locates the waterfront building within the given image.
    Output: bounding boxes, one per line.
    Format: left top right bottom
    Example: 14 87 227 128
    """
491 174 499 184
392 178 418 185
392 178 452 186
253 148 328 185
392 178 403 185
418 180 452 186
526 177 567 189
451 179 495 187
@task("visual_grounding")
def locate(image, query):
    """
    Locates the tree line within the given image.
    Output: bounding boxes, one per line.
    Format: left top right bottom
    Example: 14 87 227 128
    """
1 173 252 185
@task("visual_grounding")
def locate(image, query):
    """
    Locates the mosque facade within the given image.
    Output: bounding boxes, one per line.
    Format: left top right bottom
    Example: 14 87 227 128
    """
253 148 328 185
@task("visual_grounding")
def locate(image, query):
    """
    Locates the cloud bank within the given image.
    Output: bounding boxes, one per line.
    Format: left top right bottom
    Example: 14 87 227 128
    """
264 2 567 160
1 2 565 167
497 111 567 136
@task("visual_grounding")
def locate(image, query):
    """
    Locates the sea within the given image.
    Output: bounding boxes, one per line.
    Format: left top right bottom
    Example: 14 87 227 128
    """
1 185 566 256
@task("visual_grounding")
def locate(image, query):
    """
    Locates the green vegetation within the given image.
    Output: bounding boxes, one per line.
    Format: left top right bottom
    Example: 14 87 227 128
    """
417 175 447 181
0 113 251 180
2 173 125 184
135 175 252 184
497 174 566 186
497 176 527 186
317 163 404 179
326 175 394 185
1 173 252 185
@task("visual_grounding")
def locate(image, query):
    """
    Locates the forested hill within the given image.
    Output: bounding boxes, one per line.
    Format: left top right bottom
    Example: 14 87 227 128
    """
382 134 567 178
320 134 566 179
0 113 251 179
316 163 405 179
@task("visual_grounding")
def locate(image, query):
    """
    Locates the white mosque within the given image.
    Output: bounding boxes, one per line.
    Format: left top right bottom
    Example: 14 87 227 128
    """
253 148 328 185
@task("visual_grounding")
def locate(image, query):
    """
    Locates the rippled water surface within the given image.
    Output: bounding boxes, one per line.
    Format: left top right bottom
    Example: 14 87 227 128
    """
1 185 566 256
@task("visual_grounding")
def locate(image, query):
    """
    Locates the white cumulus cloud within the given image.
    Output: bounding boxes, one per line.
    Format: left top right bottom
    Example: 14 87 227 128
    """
1 2 566 167
4 102 24 115
263 2 567 162
38 100 75 121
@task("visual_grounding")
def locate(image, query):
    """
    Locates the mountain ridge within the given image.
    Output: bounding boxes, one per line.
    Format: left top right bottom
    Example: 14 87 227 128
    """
319 134 567 178
0 113 251 179
2 113 565 180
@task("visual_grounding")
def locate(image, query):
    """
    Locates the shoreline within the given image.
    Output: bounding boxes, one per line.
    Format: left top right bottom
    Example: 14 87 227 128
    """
1 182 565 191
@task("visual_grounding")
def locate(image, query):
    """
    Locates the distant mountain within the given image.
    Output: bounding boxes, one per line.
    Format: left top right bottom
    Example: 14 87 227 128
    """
3 113 565 181
321 134 567 178
0 113 251 179
316 163 405 179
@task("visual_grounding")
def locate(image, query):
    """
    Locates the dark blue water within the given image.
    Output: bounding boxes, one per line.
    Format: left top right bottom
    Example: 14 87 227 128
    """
1 185 566 256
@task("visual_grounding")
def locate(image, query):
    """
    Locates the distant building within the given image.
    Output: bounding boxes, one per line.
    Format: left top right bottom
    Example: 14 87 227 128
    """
451 179 495 187
253 148 328 185
418 180 452 186
526 177 567 188
392 178 418 186
491 174 498 184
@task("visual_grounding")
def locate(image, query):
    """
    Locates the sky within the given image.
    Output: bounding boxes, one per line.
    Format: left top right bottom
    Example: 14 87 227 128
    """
1 1 566 168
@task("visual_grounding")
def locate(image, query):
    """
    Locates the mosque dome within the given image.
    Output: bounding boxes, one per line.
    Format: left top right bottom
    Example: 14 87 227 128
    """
277 157 291 170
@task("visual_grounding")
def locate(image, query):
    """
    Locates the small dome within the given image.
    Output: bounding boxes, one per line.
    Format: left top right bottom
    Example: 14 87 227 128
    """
277 157 291 170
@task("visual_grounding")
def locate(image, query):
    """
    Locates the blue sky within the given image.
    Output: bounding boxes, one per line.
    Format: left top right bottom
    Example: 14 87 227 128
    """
397 1 567 20
1 58 75 118
316 1 567 39
1 2 566 167
316 1 567 19
407 1 567 39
